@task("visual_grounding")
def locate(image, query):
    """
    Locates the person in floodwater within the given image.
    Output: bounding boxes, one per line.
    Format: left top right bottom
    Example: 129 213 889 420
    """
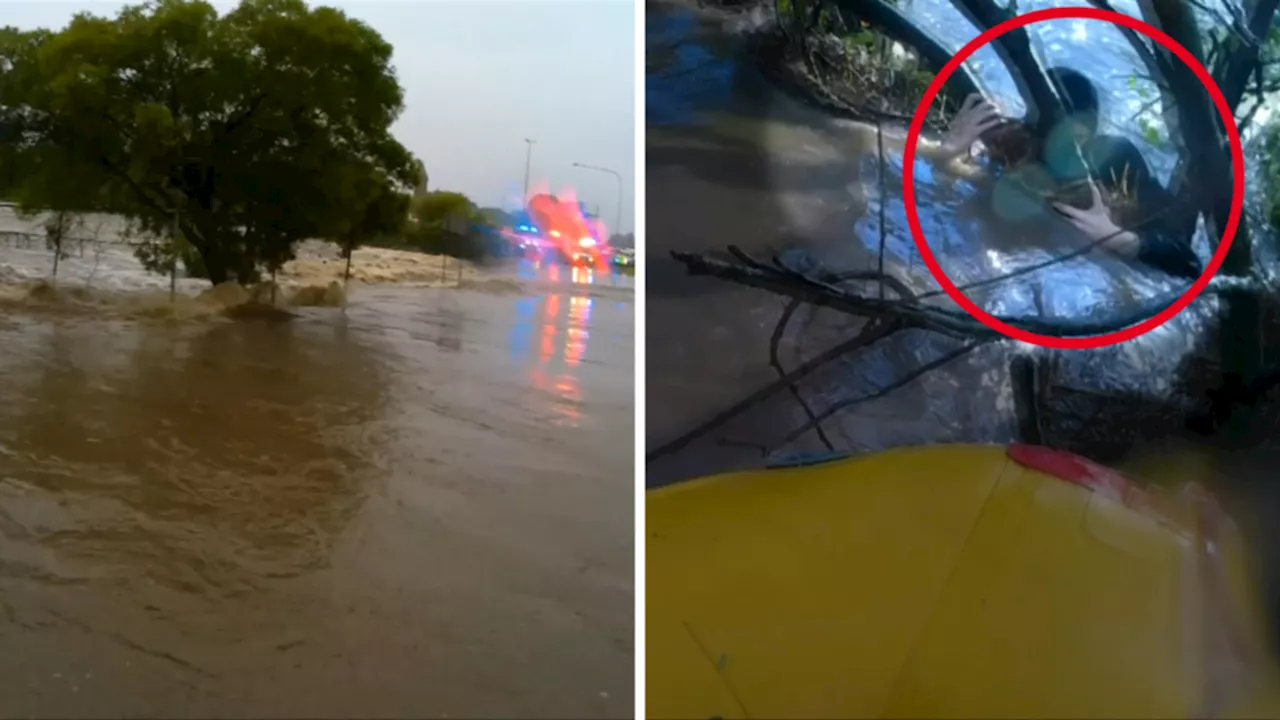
932 66 1202 279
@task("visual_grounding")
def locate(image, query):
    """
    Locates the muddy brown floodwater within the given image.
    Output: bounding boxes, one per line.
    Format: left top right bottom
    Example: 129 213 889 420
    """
0 263 635 718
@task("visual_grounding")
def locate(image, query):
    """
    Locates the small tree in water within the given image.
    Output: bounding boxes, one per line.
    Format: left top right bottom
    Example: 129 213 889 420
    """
0 0 422 285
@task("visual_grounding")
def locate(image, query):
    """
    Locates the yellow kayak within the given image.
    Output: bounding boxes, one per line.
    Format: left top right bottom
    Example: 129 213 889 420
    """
647 443 1280 719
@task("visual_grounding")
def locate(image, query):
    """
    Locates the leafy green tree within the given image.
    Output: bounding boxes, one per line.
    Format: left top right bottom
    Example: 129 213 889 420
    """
336 173 412 281
0 0 421 285
477 206 515 229
404 190 508 260
410 191 477 230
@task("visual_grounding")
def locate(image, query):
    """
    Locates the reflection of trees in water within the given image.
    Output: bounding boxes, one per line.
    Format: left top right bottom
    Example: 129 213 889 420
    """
0 317 391 598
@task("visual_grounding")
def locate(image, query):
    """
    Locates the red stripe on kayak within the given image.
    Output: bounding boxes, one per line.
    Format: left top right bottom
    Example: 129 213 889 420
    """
1006 443 1131 500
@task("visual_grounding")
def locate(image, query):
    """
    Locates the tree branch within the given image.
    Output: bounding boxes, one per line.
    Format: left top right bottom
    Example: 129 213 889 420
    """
1215 0 1280 111
1085 0 1170 81
826 0 983 102
673 246 1252 340
948 0 1065 134
1084 0 1184 143
646 317 904 461
765 339 990 454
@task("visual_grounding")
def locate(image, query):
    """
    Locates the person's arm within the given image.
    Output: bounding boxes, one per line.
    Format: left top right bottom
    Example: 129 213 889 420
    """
932 93 1005 166
1131 199 1202 279
1055 139 1201 279
1100 141 1202 279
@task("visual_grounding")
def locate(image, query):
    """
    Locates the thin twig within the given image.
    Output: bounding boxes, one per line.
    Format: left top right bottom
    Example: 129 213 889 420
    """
765 265 918 450
755 117 902 451
646 319 904 461
766 339 991 454
675 248 1233 339
877 119 887 301
1185 0 1259 47
1238 98 1264 134
1128 94 1165 124
769 298 839 451
1082 0 1173 82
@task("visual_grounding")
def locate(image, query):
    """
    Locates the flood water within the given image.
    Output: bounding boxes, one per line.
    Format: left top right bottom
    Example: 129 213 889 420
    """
0 244 635 717
644 1 1249 486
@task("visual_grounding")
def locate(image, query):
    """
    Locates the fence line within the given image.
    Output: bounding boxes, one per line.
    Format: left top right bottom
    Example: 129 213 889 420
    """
0 230 138 251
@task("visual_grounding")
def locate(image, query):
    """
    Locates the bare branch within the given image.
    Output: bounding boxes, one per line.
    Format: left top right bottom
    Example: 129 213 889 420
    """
766 339 991 454
1083 0 1173 82
769 298 840 451
673 247 1254 340
647 316 904 461
876 119 887 300
1215 0 1280 110
764 264 917 452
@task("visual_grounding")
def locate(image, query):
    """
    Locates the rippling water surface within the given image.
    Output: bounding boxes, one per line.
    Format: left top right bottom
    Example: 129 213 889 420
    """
0 242 635 718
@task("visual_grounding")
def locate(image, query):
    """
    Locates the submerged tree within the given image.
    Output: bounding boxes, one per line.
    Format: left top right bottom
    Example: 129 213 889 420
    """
858 0 1273 407
0 0 422 285
336 171 413 282
651 0 1280 462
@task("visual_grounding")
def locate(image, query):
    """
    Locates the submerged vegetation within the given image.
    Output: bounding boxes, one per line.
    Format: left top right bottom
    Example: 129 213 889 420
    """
766 0 949 123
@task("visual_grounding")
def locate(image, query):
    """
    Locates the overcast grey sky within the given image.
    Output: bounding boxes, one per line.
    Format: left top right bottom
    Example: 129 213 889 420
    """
3 0 636 233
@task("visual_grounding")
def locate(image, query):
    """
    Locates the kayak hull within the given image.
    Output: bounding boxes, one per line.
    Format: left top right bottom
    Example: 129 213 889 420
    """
646 444 1276 719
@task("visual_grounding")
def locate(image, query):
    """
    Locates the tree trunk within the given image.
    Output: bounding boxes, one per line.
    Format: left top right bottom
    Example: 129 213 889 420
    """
1145 0 1264 442
848 0 1064 130
202 246 229 286
1216 0 1280 111
948 0 1065 134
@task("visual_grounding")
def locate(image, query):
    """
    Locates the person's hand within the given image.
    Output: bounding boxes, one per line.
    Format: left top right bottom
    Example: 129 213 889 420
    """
1052 182 1140 256
940 93 1005 160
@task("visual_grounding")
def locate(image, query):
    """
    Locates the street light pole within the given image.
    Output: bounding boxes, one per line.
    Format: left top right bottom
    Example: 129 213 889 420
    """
571 162 624 243
522 138 536 202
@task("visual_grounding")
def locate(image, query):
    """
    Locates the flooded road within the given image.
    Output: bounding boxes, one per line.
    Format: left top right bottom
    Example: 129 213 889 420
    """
0 247 635 718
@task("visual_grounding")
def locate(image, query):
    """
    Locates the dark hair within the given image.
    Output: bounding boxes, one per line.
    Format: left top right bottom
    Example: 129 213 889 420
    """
1046 66 1099 129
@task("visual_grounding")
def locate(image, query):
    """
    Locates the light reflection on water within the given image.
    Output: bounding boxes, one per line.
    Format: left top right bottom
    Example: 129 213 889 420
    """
514 257 634 291
507 266 603 429
567 295 593 368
